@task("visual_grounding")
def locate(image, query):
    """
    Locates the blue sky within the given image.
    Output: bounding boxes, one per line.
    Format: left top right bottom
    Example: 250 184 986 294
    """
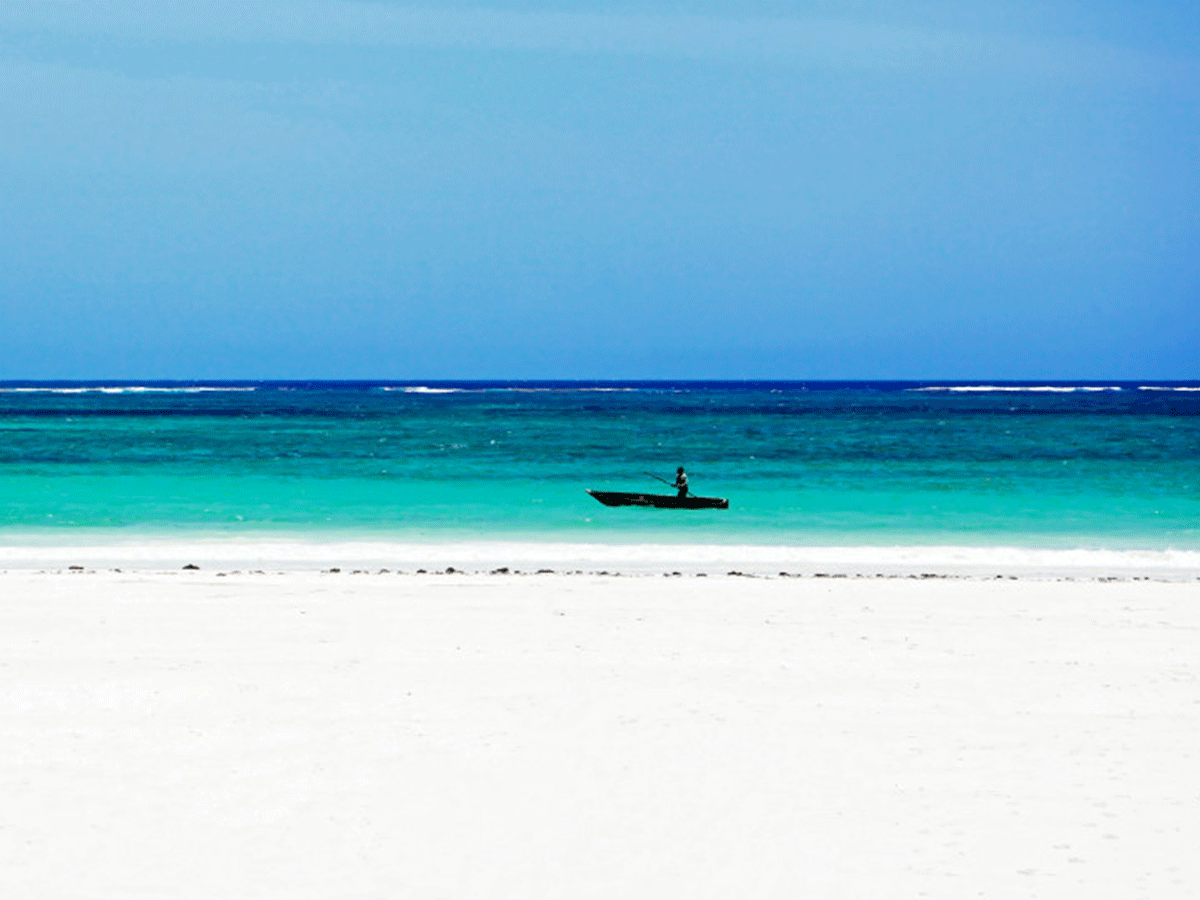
1 1 1197 378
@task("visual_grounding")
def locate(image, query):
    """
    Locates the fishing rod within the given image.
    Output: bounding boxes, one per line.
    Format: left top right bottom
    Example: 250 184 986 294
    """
644 471 677 488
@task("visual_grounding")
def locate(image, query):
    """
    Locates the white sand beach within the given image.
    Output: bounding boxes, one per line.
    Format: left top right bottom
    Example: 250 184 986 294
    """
3 549 1199 898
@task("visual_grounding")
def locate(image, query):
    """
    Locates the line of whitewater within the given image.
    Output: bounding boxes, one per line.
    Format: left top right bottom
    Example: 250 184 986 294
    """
912 385 1124 393
380 386 639 394
0 387 258 394
3 383 1196 394
912 385 1200 393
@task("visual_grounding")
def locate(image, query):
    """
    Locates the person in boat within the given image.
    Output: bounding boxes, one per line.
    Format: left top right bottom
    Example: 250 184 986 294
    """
673 466 689 498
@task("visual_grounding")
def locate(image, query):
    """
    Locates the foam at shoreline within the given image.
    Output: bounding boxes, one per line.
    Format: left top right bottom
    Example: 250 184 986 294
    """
3 538 1198 579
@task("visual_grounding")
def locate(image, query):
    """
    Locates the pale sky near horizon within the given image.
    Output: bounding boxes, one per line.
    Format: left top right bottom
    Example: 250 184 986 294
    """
2 1 1197 379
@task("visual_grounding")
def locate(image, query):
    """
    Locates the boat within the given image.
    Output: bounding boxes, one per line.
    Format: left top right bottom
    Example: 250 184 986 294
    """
586 490 729 510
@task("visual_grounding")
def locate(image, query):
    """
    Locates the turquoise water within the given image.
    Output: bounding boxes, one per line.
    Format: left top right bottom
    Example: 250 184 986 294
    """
1 382 1198 548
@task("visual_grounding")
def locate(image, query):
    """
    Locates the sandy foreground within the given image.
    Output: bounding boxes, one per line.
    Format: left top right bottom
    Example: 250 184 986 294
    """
2 553 1199 898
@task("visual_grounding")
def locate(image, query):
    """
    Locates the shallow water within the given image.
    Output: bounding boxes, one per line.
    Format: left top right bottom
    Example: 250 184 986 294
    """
1 381 1197 548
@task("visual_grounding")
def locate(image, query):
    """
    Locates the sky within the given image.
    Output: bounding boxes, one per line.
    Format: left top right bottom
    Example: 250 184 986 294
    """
1 0 1197 379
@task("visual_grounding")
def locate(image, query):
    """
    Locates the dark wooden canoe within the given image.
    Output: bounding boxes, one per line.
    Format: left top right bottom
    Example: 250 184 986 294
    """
587 490 729 510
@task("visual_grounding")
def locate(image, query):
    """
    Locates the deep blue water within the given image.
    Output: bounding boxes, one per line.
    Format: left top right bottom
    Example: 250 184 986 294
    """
1 380 1197 547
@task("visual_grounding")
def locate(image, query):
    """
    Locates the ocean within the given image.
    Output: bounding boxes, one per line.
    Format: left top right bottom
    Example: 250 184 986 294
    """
1 381 1197 549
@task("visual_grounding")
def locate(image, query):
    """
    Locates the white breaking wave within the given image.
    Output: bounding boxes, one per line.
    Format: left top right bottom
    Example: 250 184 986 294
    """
912 385 1123 393
1138 386 1200 392
385 386 464 394
0 386 256 394
380 386 638 394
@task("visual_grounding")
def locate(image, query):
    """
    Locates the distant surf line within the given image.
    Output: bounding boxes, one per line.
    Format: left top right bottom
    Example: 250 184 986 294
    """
911 385 1200 393
2 381 1198 395
911 385 1124 393
381 386 640 394
0 386 258 394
